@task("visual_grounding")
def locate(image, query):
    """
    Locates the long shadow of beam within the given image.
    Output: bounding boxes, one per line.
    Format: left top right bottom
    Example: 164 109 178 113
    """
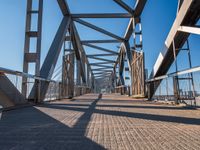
72 94 102 136
40 102 200 126
48 103 195 110
0 94 105 150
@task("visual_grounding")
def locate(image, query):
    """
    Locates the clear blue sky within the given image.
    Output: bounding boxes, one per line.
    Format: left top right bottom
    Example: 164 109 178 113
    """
0 0 200 78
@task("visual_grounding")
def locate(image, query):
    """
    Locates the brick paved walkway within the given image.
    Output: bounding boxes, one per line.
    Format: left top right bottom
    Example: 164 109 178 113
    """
0 94 200 150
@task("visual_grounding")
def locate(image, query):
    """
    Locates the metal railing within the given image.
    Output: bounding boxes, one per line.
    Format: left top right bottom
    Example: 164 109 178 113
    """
146 66 200 106
0 67 91 104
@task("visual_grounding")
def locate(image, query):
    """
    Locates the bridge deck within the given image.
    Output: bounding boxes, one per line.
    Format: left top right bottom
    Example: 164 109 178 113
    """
0 94 200 150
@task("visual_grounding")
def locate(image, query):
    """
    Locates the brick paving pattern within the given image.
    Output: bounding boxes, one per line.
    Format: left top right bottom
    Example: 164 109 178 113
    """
0 93 200 150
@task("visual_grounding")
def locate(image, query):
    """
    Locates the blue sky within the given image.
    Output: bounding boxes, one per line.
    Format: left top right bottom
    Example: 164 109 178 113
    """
0 0 200 79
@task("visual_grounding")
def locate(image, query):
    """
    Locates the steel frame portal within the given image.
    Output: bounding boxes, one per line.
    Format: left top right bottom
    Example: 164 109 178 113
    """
22 0 43 97
148 0 200 100
0 0 147 107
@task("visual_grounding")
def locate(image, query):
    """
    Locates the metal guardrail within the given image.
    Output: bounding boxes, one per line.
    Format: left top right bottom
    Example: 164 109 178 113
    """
146 66 200 106
0 67 92 102
0 67 58 83
146 66 200 82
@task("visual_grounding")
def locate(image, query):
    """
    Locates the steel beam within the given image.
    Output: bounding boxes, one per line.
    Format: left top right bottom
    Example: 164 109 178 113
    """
91 64 114 68
71 13 132 18
22 0 43 97
88 56 116 63
134 0 147 17
147 66 200 82
149 0 200 99
40 16 71 79
92 67 113 71
70 23 86 82
178 26 200 35
87 53 118 57
93 69 113 72
57 0 93 84
81 40 120 44
113 0 134 14
118 50 125 85
114 0 147 67
94 73 112 76
74 18 124 41
84 43 118 54
93 71 113 74
151 0 200 78
94 75 111 78
123 41 132 70
29 16 71 100
90 62 114 65
57 0 70 15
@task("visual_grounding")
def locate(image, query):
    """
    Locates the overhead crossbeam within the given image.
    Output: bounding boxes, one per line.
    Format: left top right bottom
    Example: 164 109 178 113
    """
87 53 118 57
90 62 113 65
84 43 118 54
178 26 200 35
93 70 113 73
114 0 147 68
71 13 132 18
94 73 112 76
90 63 113 67
74 18 124 41
92 67 113 71
94 72 112 75
95 75 110 78
113 0 134 14
88 56 116 63
93 71 113 73
81 40 120 44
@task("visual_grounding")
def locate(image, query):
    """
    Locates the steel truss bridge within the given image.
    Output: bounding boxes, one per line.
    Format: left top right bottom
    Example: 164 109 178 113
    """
0 0 200 108
1 1 200 149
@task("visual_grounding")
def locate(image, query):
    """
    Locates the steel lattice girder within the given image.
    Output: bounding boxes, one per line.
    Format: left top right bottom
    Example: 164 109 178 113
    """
29 0 147 97
149 0 200 99
73 18 124 41
29 16 71 100
57 0 146 79
113 0 134 15
114 0 147 69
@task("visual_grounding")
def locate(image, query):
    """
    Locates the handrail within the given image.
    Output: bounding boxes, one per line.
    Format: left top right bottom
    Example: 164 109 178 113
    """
0 67 58 83
146 66 200 82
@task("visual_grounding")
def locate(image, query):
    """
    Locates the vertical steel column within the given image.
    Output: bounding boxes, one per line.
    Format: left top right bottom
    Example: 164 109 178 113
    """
131 17 145 97
62 34 75 98
68 51 75 98
87 64 90 86
62 54 68 97
87 64 90 93
186 40 196 105
172 40 180 104
76 60 81 96
22 0 43 97
29 16 71 101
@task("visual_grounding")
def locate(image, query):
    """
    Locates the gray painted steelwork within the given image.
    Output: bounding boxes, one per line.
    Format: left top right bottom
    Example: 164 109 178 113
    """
0 0 148 105
29 16 71 101
149 0 200 99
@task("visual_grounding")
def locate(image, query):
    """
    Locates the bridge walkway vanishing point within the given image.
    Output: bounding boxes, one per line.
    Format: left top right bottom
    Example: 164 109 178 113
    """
0 93 200 150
